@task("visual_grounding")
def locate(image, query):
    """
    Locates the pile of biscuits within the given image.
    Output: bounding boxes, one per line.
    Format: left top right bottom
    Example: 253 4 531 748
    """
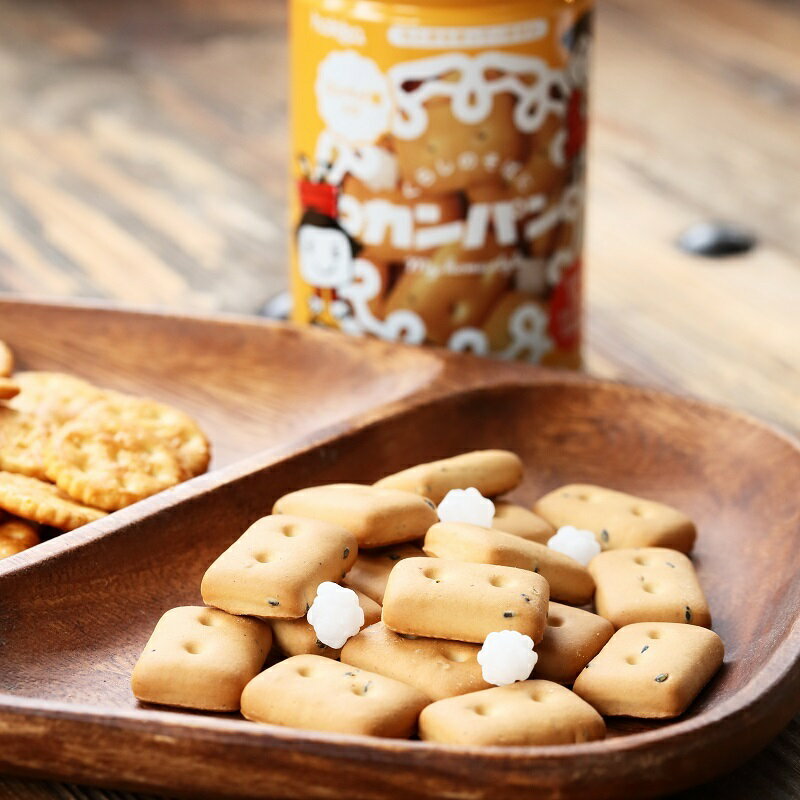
0 338 210 559
132 449 724 745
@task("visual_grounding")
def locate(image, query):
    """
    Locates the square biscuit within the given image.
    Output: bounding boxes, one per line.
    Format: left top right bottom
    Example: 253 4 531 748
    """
241 654 430 738
342 543 425 604
533 602 614 685
423 521 595 606
573 622 724 718
382 557 549 644
533 484 696 552
131 606 272 712
492 501 554 544
375 450 523 504
419 680 606 746
589 547 711 629
271 589 381 659
272 483 437 548
201 515 358 618
341 622 489 700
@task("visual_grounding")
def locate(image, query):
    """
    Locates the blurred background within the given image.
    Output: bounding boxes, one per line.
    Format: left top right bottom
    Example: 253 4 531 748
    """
0 0 797 432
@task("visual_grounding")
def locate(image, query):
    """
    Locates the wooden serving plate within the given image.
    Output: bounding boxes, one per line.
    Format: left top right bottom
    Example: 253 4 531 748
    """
1 298 799 799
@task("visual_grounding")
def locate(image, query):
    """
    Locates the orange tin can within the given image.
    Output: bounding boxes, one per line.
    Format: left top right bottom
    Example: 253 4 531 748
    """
289 0 593 367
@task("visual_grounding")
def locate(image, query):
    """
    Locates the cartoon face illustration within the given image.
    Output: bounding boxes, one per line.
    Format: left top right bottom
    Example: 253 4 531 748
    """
297 212 358 289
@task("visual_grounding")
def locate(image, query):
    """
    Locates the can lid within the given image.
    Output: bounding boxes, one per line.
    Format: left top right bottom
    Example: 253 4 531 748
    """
307 0 568 20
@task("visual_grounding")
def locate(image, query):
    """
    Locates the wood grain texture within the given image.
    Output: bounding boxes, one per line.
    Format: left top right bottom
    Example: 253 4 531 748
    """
0 326 799 799
0 0 798 797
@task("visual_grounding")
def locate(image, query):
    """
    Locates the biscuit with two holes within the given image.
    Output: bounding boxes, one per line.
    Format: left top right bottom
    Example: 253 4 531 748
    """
533 484 696 552
419 679 606 745
572 622 724 718
589 547 711 629
201 515 358 619
492 500 554 544
376 450 523 504
382 557 549 644
341 621 489 700
241 654 430 738
131 606 272 712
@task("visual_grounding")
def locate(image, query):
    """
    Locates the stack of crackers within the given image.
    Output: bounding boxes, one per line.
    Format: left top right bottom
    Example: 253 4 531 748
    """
0 338 210 559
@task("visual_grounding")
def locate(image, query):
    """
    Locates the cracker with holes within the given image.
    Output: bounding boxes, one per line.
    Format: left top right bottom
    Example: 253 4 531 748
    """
375 450 523 504
241 654 430 737
341 622 489 701
271 589 381 660
419 679 606 746
0 471 107 530
0 516 40 559
201 515 358 618
589 547 710 629
272 483 437 548
492 501 554 544
533 484 696 553
131 606 272 712
533 602 614 685
572 622 724 718
342 543 425 604
0 340 13 378
423 521 595 606
382 557 549 644
45 393 210 511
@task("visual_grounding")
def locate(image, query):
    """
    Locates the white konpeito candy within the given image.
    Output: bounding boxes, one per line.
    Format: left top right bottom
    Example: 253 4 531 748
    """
477 630 538 686
547 525 602 566
437 487 495 528
306 582 365 649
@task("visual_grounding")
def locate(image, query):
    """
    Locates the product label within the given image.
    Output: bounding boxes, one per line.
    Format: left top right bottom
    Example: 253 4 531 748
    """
290 1 592 366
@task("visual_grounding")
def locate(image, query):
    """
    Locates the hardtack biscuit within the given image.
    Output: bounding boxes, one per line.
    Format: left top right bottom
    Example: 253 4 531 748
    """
383 246 511 346
589 547 711 629
271 589 381 660
492 501 554 544
131 606 272 712
0 378 19 400
342 543 425 604
0 407 53 480
341 622 489 701
0 517 40 559
533 484 696 553
0 340 13 377
394 92 528 195
419 680 606 746
376 449 523 505
241 654 430 738
572 622 724 718
423 522 595 606
533 602 614 685
201 515 358 619
272 483 437 548
382 557 549 644
45 394 210 511
0 471 106 530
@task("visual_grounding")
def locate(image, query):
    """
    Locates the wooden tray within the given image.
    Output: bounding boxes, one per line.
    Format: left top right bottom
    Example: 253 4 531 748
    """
1 297 799 800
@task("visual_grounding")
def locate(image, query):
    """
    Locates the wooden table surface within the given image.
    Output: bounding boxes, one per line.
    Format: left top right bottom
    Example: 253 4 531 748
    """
0 0 798 797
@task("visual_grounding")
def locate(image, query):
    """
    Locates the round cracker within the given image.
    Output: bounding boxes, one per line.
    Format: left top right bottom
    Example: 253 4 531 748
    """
0 377 20 400
0 471 106 531
0 407 53 480
0 516 40 559
0 340 13 378
45 395 210 511
8 371 106 426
